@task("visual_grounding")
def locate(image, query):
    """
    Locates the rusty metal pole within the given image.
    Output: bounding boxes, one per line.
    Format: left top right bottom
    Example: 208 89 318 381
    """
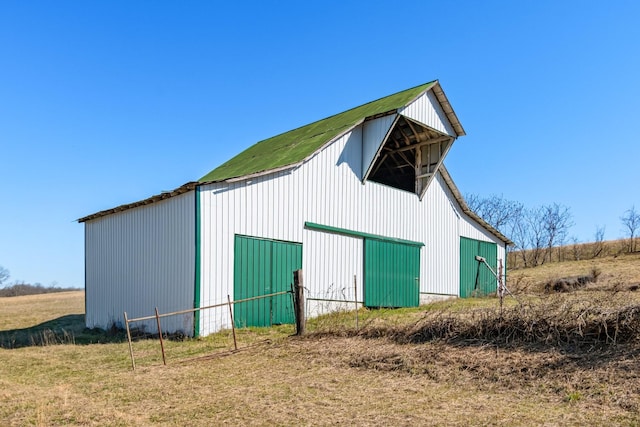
123 312 135 370
227 295 238 351
155 307 166 366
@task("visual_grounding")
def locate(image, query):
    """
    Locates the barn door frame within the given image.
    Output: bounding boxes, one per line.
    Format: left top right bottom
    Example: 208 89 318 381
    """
304 222 423 309
363 238 421 308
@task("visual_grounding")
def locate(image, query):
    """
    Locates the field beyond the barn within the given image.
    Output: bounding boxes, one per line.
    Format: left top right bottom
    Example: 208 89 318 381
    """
2 254 640 426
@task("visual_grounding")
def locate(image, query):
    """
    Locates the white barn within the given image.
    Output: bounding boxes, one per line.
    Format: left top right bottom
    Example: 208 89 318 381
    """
79 81 510 336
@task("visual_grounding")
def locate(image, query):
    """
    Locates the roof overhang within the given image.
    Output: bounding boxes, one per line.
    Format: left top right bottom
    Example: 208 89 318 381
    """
431 81 465 137
77 182 199 223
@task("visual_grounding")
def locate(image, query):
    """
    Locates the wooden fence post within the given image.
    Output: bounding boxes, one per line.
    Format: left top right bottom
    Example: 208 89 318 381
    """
498 259 504 316
293 269 305 335
354 274 359 331
123 312 135 371
227 295 238 351
155 307 166 366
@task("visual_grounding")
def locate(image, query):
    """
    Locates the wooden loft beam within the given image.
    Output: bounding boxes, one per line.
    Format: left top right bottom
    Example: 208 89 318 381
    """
384 135 452 154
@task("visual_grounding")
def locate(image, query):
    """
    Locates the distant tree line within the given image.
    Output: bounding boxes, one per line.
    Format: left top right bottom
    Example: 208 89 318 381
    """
466 195 640 269
0 282 80 297
466 195 573 268
0 265 79 297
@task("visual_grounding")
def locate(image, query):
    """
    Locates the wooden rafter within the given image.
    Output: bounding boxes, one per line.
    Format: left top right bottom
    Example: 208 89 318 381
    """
395 150 413 168
395 126 411 146
405 119 420 141
368 115 456 196
388 152 406 169
392 133 401 148
370 153 388 176
384 135 452 154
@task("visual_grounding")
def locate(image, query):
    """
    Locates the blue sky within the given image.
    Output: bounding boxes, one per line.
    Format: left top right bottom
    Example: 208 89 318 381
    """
0 1 638 287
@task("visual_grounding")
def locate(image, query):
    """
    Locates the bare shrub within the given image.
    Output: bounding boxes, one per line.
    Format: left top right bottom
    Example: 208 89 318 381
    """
364 297 640 348
621 206 640 253
591 226 606 259
544 271 599 293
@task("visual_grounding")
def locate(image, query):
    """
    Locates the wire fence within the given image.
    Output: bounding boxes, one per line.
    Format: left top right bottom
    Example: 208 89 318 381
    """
122 265 507 370
123 290 291 370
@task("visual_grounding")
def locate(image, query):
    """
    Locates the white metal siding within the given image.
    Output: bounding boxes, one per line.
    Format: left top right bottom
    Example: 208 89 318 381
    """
400 90 456 136
85 192 195 334
304 230 363 317
420 172 461 296
362 114 396 180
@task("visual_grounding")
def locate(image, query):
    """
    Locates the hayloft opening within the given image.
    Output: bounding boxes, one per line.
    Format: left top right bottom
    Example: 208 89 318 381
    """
367 116 453 197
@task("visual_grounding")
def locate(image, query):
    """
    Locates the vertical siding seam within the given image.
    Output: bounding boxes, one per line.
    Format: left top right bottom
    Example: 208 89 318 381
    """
194 185 201 337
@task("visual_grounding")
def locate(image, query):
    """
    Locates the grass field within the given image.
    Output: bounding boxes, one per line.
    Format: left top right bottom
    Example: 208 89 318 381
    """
2 254 640 426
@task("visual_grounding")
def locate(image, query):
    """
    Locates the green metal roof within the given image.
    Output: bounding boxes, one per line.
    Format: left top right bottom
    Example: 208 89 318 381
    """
199 81 437 182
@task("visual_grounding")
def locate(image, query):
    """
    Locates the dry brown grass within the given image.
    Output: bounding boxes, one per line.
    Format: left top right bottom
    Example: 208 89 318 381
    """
2 257 640 426
508 251 640 294
0 290 84 331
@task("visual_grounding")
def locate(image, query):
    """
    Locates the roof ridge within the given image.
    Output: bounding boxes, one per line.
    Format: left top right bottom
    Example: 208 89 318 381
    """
255 81 436 144
199 81 438 183
305 81 435 126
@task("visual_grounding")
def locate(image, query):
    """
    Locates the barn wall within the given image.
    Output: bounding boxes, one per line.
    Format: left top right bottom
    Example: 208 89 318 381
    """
197 91 505 335
199 128 469 334
85 192 195 334
420 172 461 296
304 230 363 317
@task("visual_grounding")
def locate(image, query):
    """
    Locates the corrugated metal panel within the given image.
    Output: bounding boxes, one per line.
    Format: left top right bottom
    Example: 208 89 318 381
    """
362 114 397 180
85 192 195 335
399 90 456 136
460 237 498 297
364 239 420 308
271 240 301 323
304 229 363 318
420 173 461 296
233 236 272 327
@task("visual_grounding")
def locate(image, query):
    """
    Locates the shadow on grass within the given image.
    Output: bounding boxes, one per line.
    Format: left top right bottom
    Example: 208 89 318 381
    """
0 314 128 349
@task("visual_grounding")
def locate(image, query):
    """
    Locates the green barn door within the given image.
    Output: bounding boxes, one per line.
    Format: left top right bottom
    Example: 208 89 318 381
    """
460 237 498 298
234 236 271 327
234 235 301 327
270 240 300 324
364 239 420 308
